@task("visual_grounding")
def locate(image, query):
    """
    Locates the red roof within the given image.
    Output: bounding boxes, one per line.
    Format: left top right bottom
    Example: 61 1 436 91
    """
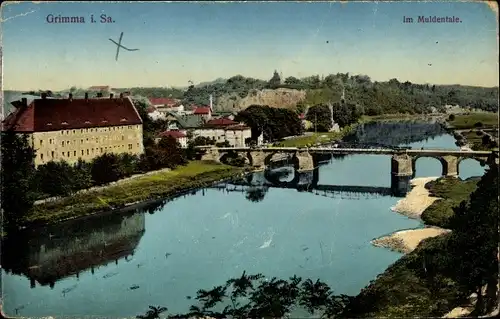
205 118 238 126
158 130 186 139
2 97 142 132
298 113 305 119
193 107 211 115
149 98 179 106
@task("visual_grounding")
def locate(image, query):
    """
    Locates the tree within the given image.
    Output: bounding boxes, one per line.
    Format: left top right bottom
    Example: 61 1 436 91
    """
34 161 79 197
91 153 125 186
268 70 281 88
449 167 499 315
306 104 332 132
137 271 350 318
235 105 302 142
0 131 37 231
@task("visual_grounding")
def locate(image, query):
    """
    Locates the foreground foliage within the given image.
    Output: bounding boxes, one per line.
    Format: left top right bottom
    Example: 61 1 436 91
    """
137 271 353 319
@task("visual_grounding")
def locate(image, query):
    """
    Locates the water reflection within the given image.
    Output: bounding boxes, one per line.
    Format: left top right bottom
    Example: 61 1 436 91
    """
2 210 145 289
342 121 447 146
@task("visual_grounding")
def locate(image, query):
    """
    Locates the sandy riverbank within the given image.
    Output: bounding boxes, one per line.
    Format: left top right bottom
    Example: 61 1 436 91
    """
391 177 441 218
372 177 450 253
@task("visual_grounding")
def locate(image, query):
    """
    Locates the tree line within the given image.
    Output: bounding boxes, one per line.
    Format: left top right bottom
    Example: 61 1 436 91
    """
178 72 498 114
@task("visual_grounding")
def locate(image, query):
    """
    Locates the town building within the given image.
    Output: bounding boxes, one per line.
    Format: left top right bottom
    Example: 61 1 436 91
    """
193 106 212 121
192 118 262 147
149 98 185 115
166 113 205 132
156 130 188 148
2 93 144 166
146 106 167 121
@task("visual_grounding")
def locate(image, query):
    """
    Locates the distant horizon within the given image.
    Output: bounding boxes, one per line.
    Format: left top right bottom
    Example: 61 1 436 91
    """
2 1 498 90
5 73 500 92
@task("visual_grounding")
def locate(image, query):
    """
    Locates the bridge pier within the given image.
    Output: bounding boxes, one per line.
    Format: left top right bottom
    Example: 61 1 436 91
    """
200 148 221 162
295 151 315 172
391 154 413 196
442 155 459 177
249 151 267 170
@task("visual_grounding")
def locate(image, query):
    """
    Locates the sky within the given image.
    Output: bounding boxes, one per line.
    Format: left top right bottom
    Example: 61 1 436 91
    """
1 1 498 91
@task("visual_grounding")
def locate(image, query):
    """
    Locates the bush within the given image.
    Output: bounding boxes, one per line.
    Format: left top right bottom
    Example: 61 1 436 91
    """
474 121 483 128
448 114 456 121
91 153 125 186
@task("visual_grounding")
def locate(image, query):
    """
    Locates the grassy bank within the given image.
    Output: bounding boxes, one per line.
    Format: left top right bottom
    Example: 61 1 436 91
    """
421 177 479 228
26 161 244 227
341 233 466 318
447 112 498 129
278 124 357 147
343 176 479 317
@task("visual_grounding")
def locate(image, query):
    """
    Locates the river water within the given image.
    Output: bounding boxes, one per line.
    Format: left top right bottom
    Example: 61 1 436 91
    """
1 122 487 317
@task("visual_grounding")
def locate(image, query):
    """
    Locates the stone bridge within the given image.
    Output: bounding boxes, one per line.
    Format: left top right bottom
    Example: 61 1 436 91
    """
199 146 499 177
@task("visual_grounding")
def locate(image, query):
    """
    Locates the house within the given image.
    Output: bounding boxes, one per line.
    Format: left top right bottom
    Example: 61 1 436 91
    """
149 98 185 115
193 106 212 121
166 113 205 132
192 118 262 147
146 106 166 121
2 92 144 166
149 97 179 108
156 130 188 148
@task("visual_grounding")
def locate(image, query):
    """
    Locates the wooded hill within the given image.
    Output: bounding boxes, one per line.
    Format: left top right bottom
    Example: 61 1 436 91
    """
4 72 498 116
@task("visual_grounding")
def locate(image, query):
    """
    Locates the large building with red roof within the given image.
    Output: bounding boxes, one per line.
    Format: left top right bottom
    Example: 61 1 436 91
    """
1 93 144 166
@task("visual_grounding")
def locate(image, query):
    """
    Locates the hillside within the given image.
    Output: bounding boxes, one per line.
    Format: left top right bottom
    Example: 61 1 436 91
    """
216 88 306 112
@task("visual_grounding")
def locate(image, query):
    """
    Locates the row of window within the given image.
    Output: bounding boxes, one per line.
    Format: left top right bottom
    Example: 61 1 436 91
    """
38 144 139 161
58 125 140 135
41 135 134 146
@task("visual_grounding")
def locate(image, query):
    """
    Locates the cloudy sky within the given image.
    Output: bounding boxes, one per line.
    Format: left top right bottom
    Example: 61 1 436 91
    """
1 1 498 90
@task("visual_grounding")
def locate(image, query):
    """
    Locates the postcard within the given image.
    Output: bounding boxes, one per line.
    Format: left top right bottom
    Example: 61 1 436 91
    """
1 1 498 318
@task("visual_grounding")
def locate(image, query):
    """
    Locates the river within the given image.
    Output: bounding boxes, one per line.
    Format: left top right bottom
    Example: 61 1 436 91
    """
0 121 487 317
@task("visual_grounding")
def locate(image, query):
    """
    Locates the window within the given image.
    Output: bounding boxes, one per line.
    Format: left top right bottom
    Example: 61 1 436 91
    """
81 129 83 133
128 144 132 150
100 147 103 153
67 141 70 145
87 149 89 155
62 152 65 157
40 140 43 146
81 150 84 155
67 151 70 157
51 151 54 158
40 153 44 160
137 143 139 148
122 135 125 140
73 130 75 134
81 139 83 144
86 138 89 141
62 141 65 147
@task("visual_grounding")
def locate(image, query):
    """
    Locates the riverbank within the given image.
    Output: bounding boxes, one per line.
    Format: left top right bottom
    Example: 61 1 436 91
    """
348 175 482 318
371 177 448 253
278 123 357 147
23 161 245 229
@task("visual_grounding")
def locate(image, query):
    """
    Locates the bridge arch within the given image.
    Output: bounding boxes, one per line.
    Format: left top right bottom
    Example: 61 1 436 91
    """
264 152 298 169
412 155 456 177
457 157 487 179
